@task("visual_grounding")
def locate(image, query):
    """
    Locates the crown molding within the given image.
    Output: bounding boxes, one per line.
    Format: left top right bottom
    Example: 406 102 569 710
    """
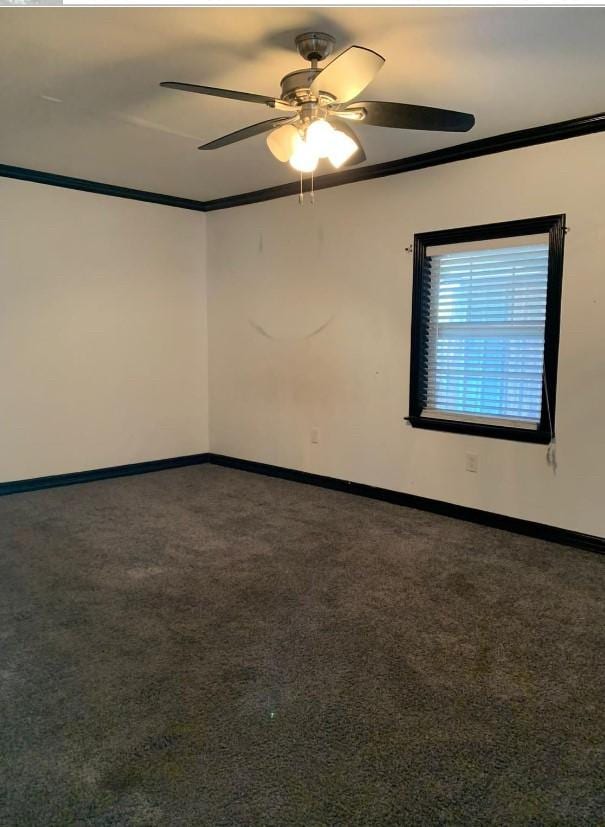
203 111 605 211
2 111 604 213
0 163 207 212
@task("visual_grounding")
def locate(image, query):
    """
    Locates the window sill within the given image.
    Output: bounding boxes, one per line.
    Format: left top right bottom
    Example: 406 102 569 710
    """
405 415 552 444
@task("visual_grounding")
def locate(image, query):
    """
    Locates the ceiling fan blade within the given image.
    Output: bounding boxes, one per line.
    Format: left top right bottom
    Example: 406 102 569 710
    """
266 123 300 162
337 101 475 132
199 117 295 150
160 81 292 109
310 46 385 104
329 120 366 166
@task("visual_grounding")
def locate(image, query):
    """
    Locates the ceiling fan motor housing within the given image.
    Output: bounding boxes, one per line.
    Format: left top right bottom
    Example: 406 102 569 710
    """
280 69 320 105
280 70 337 109
281 34 338 108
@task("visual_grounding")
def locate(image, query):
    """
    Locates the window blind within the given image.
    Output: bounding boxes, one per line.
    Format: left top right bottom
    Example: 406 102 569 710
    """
420 241 549 427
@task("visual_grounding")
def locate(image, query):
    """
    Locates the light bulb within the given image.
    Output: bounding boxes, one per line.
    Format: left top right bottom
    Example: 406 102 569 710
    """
289 135 318 173
327 130 357 169
305 119 336 158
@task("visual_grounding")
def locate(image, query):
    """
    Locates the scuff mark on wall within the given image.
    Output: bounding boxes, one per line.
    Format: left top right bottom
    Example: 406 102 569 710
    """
248 315 335 341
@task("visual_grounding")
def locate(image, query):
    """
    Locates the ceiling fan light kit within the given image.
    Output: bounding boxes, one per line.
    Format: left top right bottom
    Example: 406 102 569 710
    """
290 118 358 172
160 31 476 195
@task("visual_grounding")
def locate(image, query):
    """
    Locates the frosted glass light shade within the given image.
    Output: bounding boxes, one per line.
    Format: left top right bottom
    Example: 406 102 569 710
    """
305 119 336 158
266 124 299 162
289 135 318 173
327 130 357 168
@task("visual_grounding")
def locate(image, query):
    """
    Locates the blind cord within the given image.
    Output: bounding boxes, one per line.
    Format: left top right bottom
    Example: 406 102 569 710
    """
542 369 557 474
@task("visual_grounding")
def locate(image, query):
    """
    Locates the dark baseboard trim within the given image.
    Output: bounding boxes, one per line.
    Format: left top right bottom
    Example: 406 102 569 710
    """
0 453 210 496
202 111 605 211
2 451 602 554
209 454 605 555
0 164 207 213
2 112 605 214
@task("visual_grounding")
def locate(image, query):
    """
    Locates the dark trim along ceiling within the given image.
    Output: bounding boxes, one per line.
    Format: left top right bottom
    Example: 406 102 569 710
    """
1 111 604 212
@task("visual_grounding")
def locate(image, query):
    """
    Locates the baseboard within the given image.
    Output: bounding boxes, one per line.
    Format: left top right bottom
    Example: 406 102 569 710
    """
208 453 605 555
0 453 210 496
2 450 602 554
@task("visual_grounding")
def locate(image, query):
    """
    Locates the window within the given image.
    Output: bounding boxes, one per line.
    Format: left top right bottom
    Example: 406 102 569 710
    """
408 215 565 443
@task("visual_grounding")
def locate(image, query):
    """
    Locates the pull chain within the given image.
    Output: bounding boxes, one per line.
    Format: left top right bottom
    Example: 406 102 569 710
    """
298 172 315 206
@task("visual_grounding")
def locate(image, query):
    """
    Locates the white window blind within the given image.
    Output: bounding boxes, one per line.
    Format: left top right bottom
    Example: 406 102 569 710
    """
421 239 549 427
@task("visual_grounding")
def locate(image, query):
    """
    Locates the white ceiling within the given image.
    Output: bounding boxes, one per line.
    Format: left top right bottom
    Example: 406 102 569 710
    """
1 7 605 202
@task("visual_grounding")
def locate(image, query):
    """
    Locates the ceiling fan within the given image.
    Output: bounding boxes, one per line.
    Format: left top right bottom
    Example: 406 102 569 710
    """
160 32 475 174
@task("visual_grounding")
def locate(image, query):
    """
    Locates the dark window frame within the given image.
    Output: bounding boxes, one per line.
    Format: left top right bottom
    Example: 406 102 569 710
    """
408 214 566 444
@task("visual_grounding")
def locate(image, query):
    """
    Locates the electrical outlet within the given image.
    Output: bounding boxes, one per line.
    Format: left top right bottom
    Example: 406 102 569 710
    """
465 453 479 473
311 427 320 445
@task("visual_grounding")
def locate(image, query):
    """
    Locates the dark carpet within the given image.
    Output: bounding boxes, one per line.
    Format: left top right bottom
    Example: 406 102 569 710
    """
1 465 604 826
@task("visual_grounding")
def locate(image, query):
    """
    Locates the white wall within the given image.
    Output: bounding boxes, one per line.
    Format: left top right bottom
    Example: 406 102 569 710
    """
0 179 208 481
3 137 603 535
207 132 605 536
